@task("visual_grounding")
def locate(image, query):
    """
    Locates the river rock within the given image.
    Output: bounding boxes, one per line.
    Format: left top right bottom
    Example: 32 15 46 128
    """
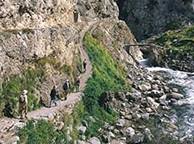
144 128 153 141
138 83 152 91
141 113 150 120
125 114 132 120
132 132 144 144
126 127 135 138
146 107 153 113
147 97 160 109
116 119 125 128
132 113 141 120
168 92 184 100
108 131 116 138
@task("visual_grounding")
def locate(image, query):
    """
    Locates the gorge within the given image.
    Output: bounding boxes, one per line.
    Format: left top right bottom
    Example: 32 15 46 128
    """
0 0 194 144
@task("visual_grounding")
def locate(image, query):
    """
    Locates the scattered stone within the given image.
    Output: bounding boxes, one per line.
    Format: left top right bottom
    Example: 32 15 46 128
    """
144 128 153 141
139 83 152 91
126 127 135 138
113 128 120 134
120 137 127 141
132 132 144 144
132 113 141 120
146 107 153 113
81 135 86 141
125 115 132 120
78 125 87 134
141 113 150 120
168 92 184 100
147 97 160 109
116 119 125 128
88 137 101 144
108 131 115 138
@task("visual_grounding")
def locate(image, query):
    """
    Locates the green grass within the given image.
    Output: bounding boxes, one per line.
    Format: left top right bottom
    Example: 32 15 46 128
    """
155 25 194 58
19 120 68 144
19 102 85 144
82 33 130 137
1 68 44 117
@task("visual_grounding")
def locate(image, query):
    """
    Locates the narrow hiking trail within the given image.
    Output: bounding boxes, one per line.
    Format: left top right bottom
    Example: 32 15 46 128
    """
0 22 93 144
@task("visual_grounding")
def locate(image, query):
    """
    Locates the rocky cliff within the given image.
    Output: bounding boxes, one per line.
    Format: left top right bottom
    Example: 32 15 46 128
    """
117 0 194 40
0 0 142 117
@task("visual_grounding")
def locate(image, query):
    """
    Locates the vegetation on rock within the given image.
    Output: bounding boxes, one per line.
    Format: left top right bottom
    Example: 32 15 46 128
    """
155 25 194 58
82 33 130 137
19 102 85 144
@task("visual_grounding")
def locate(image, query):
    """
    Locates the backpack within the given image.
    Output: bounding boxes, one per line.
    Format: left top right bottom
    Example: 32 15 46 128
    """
19 95 25 103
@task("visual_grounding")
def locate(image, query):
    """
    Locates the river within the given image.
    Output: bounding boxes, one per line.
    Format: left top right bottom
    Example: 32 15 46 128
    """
140 58 194 141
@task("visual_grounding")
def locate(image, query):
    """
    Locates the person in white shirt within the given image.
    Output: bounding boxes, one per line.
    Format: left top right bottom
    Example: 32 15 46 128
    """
19 90 28 119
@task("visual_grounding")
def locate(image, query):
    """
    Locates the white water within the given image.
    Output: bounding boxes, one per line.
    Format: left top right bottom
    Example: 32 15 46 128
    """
147 67 194 105
141 59 194 138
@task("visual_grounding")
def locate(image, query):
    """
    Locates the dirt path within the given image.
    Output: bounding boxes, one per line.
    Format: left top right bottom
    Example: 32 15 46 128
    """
0 22 94 144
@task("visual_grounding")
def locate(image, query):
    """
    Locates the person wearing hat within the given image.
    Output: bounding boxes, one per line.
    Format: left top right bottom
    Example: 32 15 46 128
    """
19 90 28 119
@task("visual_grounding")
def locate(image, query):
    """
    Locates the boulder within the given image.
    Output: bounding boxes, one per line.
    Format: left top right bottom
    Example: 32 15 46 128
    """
138 83 152 92
146 108 153 113
126 127 135 138
168 92 184 100
147 97 160 109
141 113 150 120
125 114 132 120
116 119 125 128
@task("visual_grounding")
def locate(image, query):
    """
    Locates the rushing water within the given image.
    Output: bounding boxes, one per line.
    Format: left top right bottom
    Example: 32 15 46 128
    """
140 59 194 139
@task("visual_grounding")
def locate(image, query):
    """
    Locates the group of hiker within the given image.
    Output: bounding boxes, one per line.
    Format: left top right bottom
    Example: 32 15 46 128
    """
18 59 87 120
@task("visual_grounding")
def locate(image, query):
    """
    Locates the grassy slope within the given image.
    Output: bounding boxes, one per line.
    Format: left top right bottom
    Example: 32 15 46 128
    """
82 33 130 137
155 25 194 57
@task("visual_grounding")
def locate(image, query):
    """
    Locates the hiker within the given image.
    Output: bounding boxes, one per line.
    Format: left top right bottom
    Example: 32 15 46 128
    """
73 9 79 23
3 102 13 118
75 76 80 92
83 59 87 72
19 90 28 119
63 79 70 100
50 85 58 107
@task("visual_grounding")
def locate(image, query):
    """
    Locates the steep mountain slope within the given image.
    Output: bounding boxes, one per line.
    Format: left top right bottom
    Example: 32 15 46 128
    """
117 0 194 40
0 0 143 143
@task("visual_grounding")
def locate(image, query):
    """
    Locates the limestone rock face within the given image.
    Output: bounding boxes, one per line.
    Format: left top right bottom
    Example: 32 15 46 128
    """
91 19 143 65
0 0 126 115
117 0 194 40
